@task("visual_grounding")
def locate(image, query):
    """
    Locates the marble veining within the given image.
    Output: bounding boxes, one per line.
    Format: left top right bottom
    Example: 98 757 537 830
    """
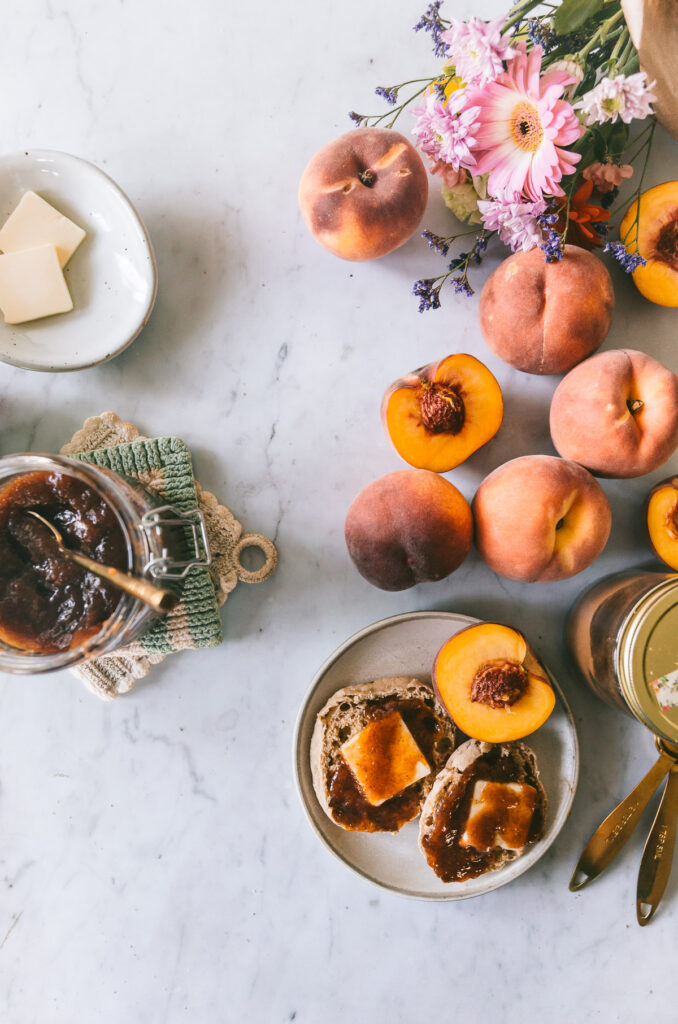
0 0 677 1021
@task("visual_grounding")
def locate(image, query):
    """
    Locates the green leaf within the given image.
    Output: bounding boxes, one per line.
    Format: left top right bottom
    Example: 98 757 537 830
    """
554 0 604 35
608 120 629 157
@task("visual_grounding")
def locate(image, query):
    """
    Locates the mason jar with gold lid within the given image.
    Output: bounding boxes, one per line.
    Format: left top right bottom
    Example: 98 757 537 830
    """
568 569 678 744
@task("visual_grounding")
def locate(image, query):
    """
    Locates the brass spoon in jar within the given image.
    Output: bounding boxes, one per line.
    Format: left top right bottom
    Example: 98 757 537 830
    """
24 510 178 614
569 735 678 892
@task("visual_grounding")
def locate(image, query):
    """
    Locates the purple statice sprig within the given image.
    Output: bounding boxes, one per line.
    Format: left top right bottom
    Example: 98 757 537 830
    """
375 85 399 106
536 208 564 263
348 75 450 130
413 1 450 60
526 18 556 52
604 241 646 273
413 233 489 311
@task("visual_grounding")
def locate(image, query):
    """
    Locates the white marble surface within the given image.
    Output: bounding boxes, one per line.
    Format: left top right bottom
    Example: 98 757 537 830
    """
0 1 677 1020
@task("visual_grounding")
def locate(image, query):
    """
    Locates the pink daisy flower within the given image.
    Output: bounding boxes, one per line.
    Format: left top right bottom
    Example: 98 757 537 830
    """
412 89 480 171
441 16 516 87
465 44 584 201
478 195 547 251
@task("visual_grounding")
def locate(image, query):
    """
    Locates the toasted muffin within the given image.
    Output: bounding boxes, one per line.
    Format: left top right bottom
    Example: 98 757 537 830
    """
310 676 455 833
419 738 546 881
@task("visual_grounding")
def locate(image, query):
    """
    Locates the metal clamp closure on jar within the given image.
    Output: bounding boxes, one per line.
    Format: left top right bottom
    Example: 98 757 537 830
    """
139 505 211 579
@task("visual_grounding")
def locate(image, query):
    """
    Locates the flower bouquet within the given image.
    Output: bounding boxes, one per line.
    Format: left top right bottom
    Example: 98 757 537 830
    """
349 0 658 309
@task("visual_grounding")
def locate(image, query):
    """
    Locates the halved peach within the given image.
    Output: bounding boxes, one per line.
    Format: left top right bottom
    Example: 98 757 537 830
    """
647 476 678 570
620 182 678 306
432 622 556 743
381 353 503 473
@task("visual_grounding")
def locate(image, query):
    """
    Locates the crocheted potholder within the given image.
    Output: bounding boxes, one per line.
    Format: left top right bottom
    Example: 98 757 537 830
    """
60 412 277 700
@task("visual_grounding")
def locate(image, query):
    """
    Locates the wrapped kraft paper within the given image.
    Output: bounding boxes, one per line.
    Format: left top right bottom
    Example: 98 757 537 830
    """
61 413 277 701
622 0 678 140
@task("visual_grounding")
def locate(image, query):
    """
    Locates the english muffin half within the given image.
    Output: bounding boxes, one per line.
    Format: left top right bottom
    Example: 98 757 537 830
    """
419 738 547 881
311 676 455 832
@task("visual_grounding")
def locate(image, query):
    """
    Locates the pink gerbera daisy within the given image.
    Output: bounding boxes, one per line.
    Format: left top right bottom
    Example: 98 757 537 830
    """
465 44 584 201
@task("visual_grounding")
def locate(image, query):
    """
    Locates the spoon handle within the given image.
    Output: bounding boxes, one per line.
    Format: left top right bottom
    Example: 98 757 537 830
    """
569 750 674 891
66 550 178 614
636 767 678 926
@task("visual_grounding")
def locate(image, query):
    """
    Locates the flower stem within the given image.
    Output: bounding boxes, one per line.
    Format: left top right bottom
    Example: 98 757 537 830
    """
620 119 656 248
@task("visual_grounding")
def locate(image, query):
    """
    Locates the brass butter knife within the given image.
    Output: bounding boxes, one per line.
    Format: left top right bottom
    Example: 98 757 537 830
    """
569 737 678 891
637 763 678 925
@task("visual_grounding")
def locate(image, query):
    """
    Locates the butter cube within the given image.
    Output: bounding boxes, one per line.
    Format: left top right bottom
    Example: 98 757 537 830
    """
0 245 73 324
460 780 537 853
341 711 430 806
0 191 86 268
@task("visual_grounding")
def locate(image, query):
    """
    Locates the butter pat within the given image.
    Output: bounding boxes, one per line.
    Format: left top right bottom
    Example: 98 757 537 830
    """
0 191 86 268
460 780 537 852
0 245 73 324
341 711 430 806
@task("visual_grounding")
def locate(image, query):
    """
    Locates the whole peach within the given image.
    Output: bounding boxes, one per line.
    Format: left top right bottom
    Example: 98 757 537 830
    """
550 349 678 478
298 128 428 261
479 245 614 374
345 469 472 591
473 455 611 582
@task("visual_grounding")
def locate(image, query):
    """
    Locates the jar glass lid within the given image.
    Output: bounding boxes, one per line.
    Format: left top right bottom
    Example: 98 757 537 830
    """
618 577 678 743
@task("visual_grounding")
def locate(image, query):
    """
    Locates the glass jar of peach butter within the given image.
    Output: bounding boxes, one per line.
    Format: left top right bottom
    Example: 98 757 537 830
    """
0 454 210 674
568 569 678 744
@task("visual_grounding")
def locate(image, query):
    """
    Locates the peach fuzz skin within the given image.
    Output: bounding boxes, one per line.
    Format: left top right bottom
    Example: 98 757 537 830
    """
345 469 473 591
298 128 428 262
472 455 611 583
479 245 614 374
550 349 678 478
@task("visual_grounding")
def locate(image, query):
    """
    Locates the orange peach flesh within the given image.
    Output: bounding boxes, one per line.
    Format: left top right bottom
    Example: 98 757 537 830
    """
384 353 503 473
433 623 555 743
621 184 678 307
648 482 678 570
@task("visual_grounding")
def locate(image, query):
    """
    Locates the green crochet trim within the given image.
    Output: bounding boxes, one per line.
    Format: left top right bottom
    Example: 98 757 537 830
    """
73 436 223 653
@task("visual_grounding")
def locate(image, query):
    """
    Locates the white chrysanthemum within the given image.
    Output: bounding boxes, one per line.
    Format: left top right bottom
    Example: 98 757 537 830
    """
576 71 656 125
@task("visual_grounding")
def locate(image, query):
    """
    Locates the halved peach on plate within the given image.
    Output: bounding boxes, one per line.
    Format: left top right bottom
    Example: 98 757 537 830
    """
433 622 556 742
381 353 503 472
647 476 678 570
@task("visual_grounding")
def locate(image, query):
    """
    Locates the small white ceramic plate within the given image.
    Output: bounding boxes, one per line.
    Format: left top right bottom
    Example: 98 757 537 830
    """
294 611 579 900
0 150 157 371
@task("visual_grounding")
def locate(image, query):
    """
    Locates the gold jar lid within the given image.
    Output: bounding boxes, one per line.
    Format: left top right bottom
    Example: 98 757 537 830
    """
618 576 678 743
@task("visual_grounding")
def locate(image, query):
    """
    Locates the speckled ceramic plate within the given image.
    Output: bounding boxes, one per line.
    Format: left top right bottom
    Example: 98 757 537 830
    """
294 611 579 900
0 150 157 371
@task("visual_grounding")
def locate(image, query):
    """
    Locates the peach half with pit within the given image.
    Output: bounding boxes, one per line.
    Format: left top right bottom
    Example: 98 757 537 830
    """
381 353 503 472
473 455 611 583
344 469 473 591
298 128 428 262
620 182 678 307
433 622 555 742
647 477 678 570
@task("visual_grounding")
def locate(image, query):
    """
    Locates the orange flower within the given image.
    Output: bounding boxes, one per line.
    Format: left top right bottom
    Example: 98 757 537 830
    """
557 180 611 249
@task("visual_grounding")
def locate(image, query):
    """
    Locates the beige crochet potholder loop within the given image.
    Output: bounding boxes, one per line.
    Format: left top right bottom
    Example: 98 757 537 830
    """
62 412 277 700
